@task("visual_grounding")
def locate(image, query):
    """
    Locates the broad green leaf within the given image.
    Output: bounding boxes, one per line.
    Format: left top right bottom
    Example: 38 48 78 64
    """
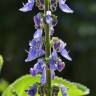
2 75 90 96
0 55 4 72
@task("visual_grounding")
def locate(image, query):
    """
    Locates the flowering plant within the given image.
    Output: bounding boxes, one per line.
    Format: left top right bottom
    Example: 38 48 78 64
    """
2 0 90 96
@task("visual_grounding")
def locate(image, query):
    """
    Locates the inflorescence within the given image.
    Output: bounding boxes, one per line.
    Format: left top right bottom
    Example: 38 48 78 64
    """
19 0 73 95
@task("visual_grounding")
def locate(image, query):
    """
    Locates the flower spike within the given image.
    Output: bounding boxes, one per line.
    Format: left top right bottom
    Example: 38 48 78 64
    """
19 0 74 95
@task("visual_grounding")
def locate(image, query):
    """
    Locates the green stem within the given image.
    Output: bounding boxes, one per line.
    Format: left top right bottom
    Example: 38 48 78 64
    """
45 23 51 96
44 0 51 96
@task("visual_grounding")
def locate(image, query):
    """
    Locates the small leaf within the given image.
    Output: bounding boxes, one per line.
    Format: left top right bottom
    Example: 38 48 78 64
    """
2 75 90 96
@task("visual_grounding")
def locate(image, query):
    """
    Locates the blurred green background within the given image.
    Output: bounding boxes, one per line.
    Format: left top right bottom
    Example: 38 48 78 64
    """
0 0 96 95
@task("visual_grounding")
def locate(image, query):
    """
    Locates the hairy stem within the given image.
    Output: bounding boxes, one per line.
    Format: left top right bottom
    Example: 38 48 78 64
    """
44 0 51 96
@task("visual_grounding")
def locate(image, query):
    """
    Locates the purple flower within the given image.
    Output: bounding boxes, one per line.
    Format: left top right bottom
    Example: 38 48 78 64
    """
53 41 61 52
56 59 65 72
30 68 38 76
49 50 58 70
30 59 45 76
19 0 34 12
60 48 72 61
59 40 72 61
41 67 46 84
45 11 53 24
50 58 56 71
30 59 46 84
60 85 68 96
25 83 37 96
34 59 45 72
34 29 42 38
34 13 41 29
52 37 72 61
59 0 73 13
25 38 45 62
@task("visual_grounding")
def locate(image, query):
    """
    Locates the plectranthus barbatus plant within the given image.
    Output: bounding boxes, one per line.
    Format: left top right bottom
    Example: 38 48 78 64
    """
17 0 89 96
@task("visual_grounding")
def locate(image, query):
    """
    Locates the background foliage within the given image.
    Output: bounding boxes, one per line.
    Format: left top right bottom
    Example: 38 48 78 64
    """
0 0 96 96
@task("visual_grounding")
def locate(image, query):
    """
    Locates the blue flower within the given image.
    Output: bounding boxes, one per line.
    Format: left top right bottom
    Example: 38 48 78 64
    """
49 51 65 72
45 11 53 24
19 0 34 12
19 0 73 13
49 50 58 71
25 83 37 96
60 85 68 96
25 37 45 62
58 0 73 13
30 68 38 76
34 29 43 38
30 59 45 76
34 59 45 72
49 50 65 79
34 13 41 29
59 40 72 61
30 59 46 84
41 67 46 84
56 59 65 72
52 37 72 61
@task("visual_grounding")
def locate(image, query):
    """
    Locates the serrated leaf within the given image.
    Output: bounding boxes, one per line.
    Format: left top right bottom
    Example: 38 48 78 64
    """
2 75 90 96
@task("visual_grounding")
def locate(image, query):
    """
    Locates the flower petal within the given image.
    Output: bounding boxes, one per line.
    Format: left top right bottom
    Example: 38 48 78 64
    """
30 68 38 76
59 0 66 5
34 29 42 38
50 59 56 70
19 0 34 12
38 49 45 57
34 59 45 72
25 47 38 62
25 83 37 96
46 15 52 24
34 13 41 29
60 48 72 61
45 11 52 24
25 48 45 62
41 68 46 84
50 51 57 70
60 85 68 96
29 37 43 48
59 0 73 13
52 50 58 60
57 59 65 72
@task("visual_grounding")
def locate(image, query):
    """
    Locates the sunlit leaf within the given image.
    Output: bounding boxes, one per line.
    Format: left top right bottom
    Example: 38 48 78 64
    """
2 75 90 96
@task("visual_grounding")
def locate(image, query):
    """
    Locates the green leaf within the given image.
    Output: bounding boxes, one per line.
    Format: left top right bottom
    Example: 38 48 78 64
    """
2 75 90 96
0 55 4 72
